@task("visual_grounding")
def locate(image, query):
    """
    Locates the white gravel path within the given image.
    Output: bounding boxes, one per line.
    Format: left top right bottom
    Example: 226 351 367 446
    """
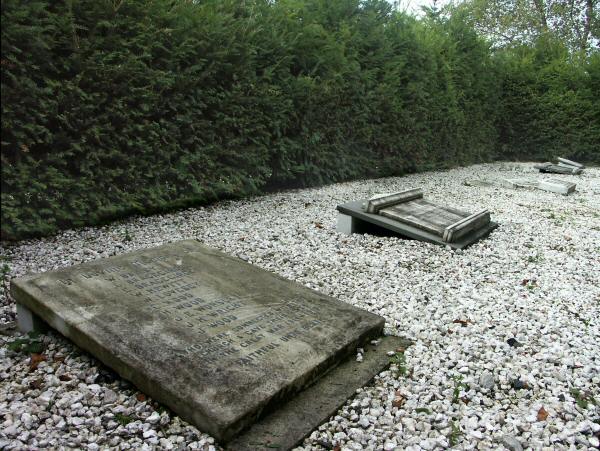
1 162 599 450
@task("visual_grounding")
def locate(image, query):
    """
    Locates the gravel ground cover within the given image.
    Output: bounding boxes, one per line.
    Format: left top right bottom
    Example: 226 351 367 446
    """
1 162 599 450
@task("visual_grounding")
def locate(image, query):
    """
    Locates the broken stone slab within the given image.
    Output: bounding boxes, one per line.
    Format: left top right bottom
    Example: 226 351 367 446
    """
12 240 385 443
534 162 582 175
557 157 584 169
538 179 576 195
464 179 494 187
501 178 539 189
500 177 576 195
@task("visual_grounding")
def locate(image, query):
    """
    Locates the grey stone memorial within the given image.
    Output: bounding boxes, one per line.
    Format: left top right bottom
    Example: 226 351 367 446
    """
463 179 494 187
538 178 577 195
500 177 576 195
501 178 539 189
535 162 582 175
12 240 402 450
337 188 498 250
557 157 584 169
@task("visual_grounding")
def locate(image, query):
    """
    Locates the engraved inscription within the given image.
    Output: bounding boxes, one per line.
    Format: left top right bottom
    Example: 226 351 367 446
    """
71 250 331 367
12 240 386 443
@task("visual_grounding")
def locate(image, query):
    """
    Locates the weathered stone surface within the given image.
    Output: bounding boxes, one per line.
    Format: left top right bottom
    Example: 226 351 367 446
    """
379 198 470 236
501 178 539 189
357 190 491 244
227 336 412 451
442 209 490 243
538 179 576 195
464 179 494 187
500 177 576 195
337 213 357 235
534 162 582 175
11 240 384 442
363 189 423 214
16 303 48 333
337 200 498 250
557 157 584 169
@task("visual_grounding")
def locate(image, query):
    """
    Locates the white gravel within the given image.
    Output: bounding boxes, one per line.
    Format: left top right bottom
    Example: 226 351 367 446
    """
1 162 599 450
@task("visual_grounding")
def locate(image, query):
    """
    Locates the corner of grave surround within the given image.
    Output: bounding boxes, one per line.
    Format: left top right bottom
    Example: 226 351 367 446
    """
11 277 68 336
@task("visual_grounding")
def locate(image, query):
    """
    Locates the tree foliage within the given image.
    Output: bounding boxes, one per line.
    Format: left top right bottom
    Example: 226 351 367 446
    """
1 0 597 241
452 0 599 161
460 0 598 53
494 37 600 161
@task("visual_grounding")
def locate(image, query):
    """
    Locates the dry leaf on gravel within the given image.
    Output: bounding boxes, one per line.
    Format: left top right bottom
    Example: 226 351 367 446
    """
29 353 47 372
29 378 43 389
392 390 406 408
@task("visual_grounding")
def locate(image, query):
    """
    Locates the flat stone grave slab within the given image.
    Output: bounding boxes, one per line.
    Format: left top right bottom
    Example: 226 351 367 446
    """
12 240 385 445
228 335 411 450
538 178 576 195
501 178 540 189
337 189 498 250
498 178 576 195
463 179 495 187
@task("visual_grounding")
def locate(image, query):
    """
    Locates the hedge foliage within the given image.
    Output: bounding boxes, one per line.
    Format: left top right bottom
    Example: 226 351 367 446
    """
1 0 598 241
495 39 600 162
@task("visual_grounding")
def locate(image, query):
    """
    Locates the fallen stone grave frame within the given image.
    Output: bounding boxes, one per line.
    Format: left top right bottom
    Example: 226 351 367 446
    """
336 188 498 250
535 157 584 175
12 240 411 451
557 157 585 169
464 177 577 196
501 178 577 195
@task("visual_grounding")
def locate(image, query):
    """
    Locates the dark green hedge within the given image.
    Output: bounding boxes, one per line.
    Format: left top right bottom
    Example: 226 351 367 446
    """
1 0 597 241
495 39 600 162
